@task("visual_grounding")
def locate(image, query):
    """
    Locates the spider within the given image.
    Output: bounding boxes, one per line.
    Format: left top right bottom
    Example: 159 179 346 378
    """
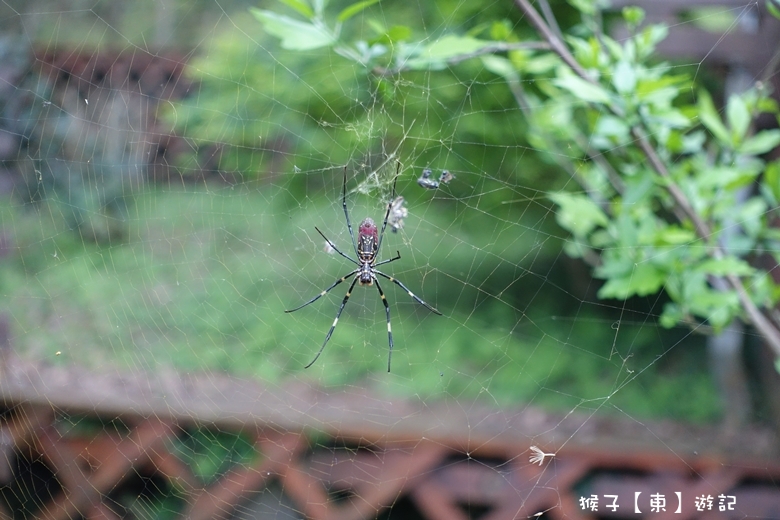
286 165 442 372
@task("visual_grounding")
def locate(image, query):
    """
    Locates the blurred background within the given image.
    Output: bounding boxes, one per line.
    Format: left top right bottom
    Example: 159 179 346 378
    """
0 0 779 518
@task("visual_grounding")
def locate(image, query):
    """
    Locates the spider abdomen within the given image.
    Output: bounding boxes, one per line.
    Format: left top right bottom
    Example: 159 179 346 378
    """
358 217 378 261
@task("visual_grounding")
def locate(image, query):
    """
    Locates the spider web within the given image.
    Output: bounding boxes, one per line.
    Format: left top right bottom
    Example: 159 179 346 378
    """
0 0 778 518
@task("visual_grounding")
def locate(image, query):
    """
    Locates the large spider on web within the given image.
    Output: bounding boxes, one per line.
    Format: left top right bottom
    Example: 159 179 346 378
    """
286 164 442 372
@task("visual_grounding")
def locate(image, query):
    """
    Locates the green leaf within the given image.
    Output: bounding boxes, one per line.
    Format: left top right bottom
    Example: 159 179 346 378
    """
636 24 668 59
748 272 775 308
736 197 768 238
688 288 739 330
404 35 494 70
553 72 611 104
697 90 730 145
367 18 384 34
769 0 780 21
250 8 336 50
593 115 630 148
386 25 411 42
481 55 519 83
694 257 754 276
601 35 623 61
762 160 780 203
521 53 559 74
563 239 590 259
738 129 780 155
337 0 380 22
651 108 691 128
679 131 705 154
612 61 636 94
567 36 601 69
726 94 750 144
598 262 666 299
757 96 779 114
660 302 684 328
622 6 646 26
490 20 513 41
622 173 655 205
276 0 314 19
697 165 759 190
369 24 411 45
567 0 596 15
636 74 688 102
655 226 695 245
549 192 609 237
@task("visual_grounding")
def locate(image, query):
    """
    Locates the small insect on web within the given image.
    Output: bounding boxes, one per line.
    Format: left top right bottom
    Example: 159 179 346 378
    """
416 167 455 190
286 164 442 372
417 167 439 189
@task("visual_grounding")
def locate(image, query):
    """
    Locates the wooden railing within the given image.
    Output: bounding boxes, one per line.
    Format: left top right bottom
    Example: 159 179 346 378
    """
0 359 779 519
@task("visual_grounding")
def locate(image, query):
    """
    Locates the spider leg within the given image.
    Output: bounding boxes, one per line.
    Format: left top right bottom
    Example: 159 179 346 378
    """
342 166 358 256
286 269 359 313
374 270 442 315
374 250 401 268
315 226 358 265
373 277 394 373
305 275 360 369
376 162 400 254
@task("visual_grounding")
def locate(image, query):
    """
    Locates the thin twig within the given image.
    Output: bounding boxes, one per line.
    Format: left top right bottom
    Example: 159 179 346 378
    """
631 127 711 238
537 0 563 42
514 0 591 81
447 41 550 65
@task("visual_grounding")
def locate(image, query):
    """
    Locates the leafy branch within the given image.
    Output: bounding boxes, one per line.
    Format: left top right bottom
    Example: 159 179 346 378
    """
513 0 780 358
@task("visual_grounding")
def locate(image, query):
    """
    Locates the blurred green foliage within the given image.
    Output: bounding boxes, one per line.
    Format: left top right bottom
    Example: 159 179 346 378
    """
166 2 538 186
0 183 718 422
0 0 728 427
